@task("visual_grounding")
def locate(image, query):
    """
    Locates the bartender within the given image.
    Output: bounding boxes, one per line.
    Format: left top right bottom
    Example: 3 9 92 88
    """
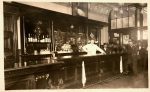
82 39 106 55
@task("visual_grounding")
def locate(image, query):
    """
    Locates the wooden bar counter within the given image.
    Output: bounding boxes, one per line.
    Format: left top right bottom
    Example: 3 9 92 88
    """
5 53 125 89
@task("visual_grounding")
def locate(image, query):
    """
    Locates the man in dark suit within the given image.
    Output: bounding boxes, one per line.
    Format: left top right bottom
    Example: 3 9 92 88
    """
102 43 110 54
139 44 148 71
126 40 138 75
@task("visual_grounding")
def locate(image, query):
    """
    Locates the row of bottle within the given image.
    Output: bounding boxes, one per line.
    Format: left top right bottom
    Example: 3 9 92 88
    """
28 33 51 43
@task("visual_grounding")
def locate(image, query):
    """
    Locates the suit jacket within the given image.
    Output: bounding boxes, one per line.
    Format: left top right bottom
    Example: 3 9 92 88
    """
127 45 138 56
139 48 147 58
102 47 110 54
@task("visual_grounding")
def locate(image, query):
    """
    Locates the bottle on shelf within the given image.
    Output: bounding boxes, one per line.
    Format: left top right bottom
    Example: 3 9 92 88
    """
34 50 38 55
34 34 37 42
37 35 40 42
47 35 51 43
40 35 42 43
28 33 31 42
30 34 33 42
28 33 33 42
45 35 48 42
43 34 48 43
24 61 27 67
42 35 44 42
32 34 34 42
40 34 45 43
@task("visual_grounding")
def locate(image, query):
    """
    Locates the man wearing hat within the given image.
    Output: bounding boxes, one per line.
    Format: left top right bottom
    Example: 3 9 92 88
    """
126 39 138 75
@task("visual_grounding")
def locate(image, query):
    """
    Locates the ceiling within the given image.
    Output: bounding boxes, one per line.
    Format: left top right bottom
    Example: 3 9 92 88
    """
55 2 147 19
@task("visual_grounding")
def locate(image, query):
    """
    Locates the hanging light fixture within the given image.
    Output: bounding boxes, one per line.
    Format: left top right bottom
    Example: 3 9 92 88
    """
141 7 144 14
70 24 74 29
114 7 118 11
114 14 117 18
119 3 124 5
120 9 123 14
126 6 128 11
119 3 124 14
113 7 118 18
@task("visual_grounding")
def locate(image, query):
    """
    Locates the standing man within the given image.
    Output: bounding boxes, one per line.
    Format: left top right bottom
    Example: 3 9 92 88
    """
127 40 138 75
82 40 106 55
102 43 110 54
139 44 148 71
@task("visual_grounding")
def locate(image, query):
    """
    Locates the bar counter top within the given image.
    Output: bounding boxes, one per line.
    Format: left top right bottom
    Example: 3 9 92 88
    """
5 53 125 78
5 61 62 72
55 53 122 61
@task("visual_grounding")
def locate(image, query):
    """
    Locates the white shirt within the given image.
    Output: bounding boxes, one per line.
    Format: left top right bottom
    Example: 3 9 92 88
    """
82 44 105 55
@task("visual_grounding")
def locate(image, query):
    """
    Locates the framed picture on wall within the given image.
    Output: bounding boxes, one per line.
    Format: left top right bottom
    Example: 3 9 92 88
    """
123 35 129 44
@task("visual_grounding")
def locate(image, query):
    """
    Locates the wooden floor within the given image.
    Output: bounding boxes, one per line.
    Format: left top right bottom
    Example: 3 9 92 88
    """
84 71 148 88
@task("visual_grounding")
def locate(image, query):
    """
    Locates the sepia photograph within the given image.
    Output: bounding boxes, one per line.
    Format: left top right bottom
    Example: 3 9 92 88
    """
1 0 149 91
